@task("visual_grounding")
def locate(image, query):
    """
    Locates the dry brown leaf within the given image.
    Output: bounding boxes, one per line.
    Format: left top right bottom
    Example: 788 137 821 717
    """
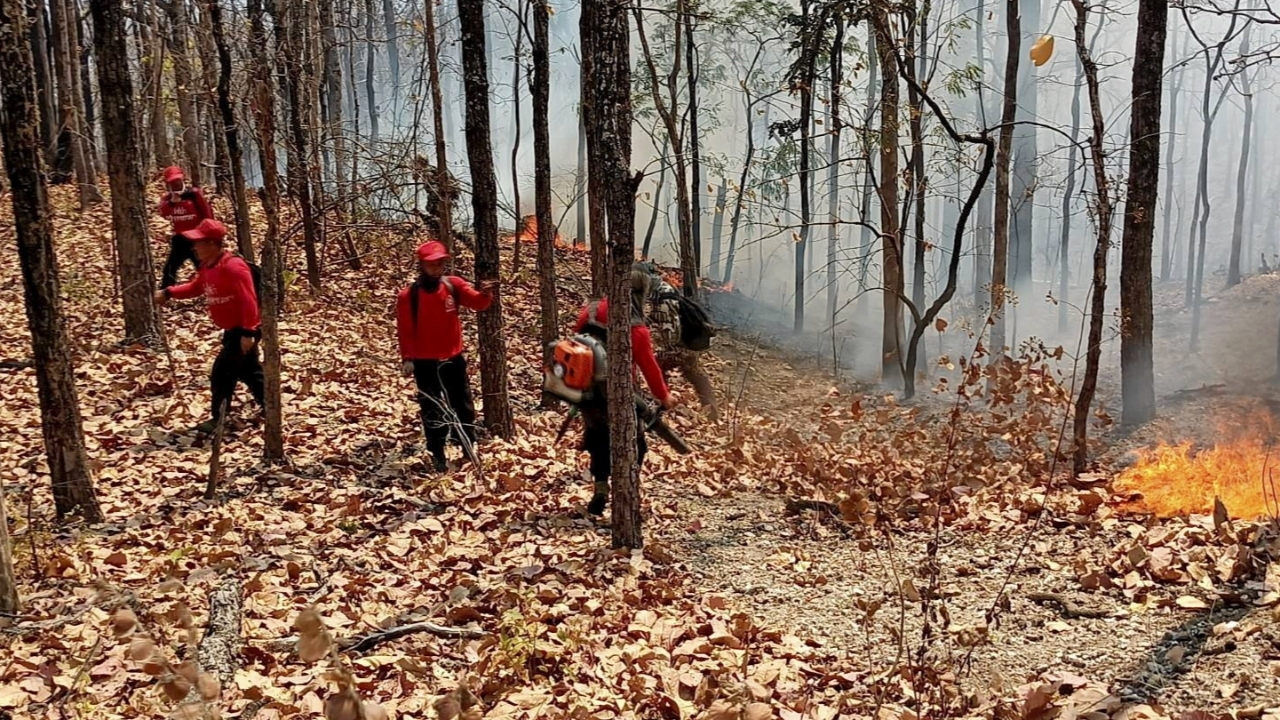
162 675 192 702
744 702 774 720
298 631 331 662
197 673 220 701
324 693 362 720
129 636 156 662
1176 595 1209 610
112 608 138 637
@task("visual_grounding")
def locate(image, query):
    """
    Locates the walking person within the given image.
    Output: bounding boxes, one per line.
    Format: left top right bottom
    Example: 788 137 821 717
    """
572 264 676 515
153 219 264 435
396 240 498 472
156 165 215 288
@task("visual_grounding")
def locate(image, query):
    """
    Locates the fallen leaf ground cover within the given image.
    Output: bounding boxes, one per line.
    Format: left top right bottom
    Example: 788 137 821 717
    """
0 187 1278 719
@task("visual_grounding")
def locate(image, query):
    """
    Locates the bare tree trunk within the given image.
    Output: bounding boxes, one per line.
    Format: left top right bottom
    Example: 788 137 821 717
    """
723 98 757 284
140 0 171 170
164 0 204 185
709 181 727 281
424 0 452 246
686 11 701 275
28 0 59 170
873 9 903 386
381 0 398 106
907 8 928 326
1071 0 1116 475
91 0 164 343
1159 29 1183 282
635 1 695 294
643 139 668 259
1009 0 1039 299
51 0 102 207
0 0 104 524
794 0 816 333
280 0 322 290
575 102 587 247
584 0 642 549
248 0 284 461
1059 49 1083 334
1227 30 1252 288
321 0 350 239
195 0 229 193
858 26 877 315
68 0 101 177
991 0 1019 355
204 0 253 262
0 473 17 612
1118 0 1166 428
826 13 843 328
458 0 515 439
363 0 378 138
579 25 607 295
533 0 558 409
509 1 525 273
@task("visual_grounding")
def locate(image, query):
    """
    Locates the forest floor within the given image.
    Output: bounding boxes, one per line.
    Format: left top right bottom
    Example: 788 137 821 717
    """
0 187 1278 719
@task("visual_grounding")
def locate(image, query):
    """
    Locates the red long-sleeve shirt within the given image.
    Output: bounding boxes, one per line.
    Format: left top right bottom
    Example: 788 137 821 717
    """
157 188 215 234
167 252 261 332
396 277 492 361
573 299 670 403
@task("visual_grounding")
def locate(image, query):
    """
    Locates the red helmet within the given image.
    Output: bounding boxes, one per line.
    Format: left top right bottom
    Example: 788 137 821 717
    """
416 240 449 262
181 219 227 243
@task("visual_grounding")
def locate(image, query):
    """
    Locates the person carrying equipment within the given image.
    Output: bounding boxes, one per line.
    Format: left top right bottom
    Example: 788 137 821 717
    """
559 265 675 516
396 240 498 472
156 165 215 289
646 273 720 421
153 219 264 435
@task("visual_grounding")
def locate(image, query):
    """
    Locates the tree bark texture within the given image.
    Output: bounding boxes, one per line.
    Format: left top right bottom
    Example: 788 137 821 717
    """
1227 47 1252 288
686 12 702 276
794 0 816 333
1009 0 1040 296
279 0 322 290
586 0 643 549
0 474 17 612
1059 48 1083 334
1072 0 1115 475
991 0 1019 355
91 0 165 344
579 7 607 295
533 0 559 409
27 0 59 172
424 0 453 247
249 0 285 461
458 0 515 439
204 0 254 262
164 0 204 187
51 0 102 208
826 13 843 328
873 10 903 386
1118 0 1166 427
1 0 104 524
1159 40 1182 283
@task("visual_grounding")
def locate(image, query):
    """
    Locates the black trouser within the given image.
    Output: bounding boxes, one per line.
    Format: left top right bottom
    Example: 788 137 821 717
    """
413 355 477 461
162 233 198 288
211 330 265 422
580 400 648 489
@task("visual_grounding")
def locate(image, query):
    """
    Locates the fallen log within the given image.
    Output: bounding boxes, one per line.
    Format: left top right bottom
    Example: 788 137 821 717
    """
185 579 242 704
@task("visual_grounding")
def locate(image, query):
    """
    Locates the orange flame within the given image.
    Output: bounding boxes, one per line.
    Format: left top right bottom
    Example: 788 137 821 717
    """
509 215 586 253
1115 437 1280 520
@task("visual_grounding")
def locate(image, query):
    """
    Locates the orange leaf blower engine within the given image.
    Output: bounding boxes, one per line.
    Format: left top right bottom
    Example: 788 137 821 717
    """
543 334 608 404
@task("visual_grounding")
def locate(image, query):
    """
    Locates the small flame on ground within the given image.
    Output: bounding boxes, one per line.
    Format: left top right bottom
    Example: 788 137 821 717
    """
1115 438 1280 520
509 214 583 252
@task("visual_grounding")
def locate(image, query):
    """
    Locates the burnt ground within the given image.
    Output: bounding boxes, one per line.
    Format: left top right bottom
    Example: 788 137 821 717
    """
655 274 1280 714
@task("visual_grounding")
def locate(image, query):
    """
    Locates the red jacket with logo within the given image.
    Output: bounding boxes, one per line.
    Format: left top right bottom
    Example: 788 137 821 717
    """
158 188 214 234
573 298 670 403
396 277 493 361
167 252 261 332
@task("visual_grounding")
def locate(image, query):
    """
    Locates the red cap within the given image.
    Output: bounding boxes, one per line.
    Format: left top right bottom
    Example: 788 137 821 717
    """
416 240 449 262
181 219 227 243
163 166 184 183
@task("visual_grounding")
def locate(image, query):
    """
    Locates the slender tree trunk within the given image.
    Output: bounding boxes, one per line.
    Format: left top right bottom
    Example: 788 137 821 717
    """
249 0 284 461
1227 34 1252 288
826 13 843 328
1071 0 1115 475
1009 0 1039 298
381 0 398 105
643 140 668 259
204 0 254 262
906 10 928 341
972 0 991 309
533 0 558 409
458 0 515 438
795 0 815 333
68 0 100 178
723 99 756 285
858 25 877 315
0 0 104 524
0 473 16 612
580 22 607 295
91 0 163 343
423 0 452 247
51 0 102 207
279 0 322 289
141 2 171 170
1059 52 1082 333
363 0 378 138
164 0 204 186
636 1 695 294
1118 0 1166 428
575 101 587 247
991 0 1019 354
1159 49 1181 282
709 181 727 281
510 1 525 272
321 0 350 240
686 11 701 275
29 0 58 170
196 0 229 193
873 9 903 385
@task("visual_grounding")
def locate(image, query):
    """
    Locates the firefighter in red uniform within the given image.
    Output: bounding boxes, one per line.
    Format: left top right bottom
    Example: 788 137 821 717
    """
153 219 264 435
573 265 676 515
396 240 498 471
156 165 215 288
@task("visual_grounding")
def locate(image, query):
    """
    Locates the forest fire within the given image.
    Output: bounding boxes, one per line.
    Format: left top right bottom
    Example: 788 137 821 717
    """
1115 437 1280 520
511 214 582 251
